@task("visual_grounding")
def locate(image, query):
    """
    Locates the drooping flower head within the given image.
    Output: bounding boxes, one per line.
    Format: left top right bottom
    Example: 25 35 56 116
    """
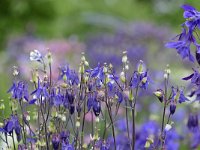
171 87 188 103
187 113 199 132
52 134 60 150
183 68 200 86
0 115 22 142
165 5 200 63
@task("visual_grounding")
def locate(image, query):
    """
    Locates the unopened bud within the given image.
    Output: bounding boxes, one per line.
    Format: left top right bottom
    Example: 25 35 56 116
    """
153 89 164 103
47 51 52 64
137 60 145 74
122 51 128 63
120 71 126 83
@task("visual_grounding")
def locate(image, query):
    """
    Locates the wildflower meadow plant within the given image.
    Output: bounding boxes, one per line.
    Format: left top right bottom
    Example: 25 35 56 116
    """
0 3 200 150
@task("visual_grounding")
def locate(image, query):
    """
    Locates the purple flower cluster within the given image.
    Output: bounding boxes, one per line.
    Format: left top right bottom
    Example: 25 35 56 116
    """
1 4 200 150
0 48 190 150
166 4 200 63
166 4 200 149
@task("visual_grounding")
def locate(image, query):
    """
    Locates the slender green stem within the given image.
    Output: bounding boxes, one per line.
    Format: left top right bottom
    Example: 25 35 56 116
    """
104 74 116 150
75 72 84 150
125 99 131 149
102 110 107 140
11 132 16 150
132 86 139 150
106 102 116 150
161 78 168 149
81 95 86 148
40 98 49 150
19 100 27 146
80 81 87 148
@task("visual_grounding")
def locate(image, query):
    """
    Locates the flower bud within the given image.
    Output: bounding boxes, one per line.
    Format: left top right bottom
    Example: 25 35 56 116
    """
93 101 101 117
103 64 108 73
76 120 80 127
88 82 93 92
187 114 199 131
170 100 176 115
84 61 89 67
166 64 171 74
122 51 128 63
120 71 126 83
13 66 19 76
79 64 85 74
144 135 154 148
137 60 145 74
47 51 52 64
153 89 164 103
125 64 129 70
81 54 86 62
69 105 75 115
52 134 60 150
68 93 75 104
129 90 134 101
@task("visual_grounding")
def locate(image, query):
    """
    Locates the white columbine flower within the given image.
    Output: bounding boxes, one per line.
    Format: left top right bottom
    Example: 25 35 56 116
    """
30 50 42 62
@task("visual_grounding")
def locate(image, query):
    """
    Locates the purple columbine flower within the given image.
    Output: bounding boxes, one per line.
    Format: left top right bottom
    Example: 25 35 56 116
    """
53 88 64 106
182 4 200 30
182 69 200 101
18 144 27 150
165 40 194 62
69 104 75 115
171 87 188 103
52 134 60 150
30 79 49 102
135 121 160 149
87 64 118 90
95 139 110 150
187 113 199 132
67 92 75 104
93 99 101 117
170 100 177 115
62 142 74 150
7 81 29 101
130 71 150 90
165 129 180 150
183 68 200 85
190 130 200 148
87 93 101 116
115 90 123 103
60 130 70 143
166 5 200 63
0 115 22 142
59 65 79 85
87 94 94 111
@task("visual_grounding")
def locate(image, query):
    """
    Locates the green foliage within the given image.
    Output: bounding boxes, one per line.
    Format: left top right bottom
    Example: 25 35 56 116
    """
0 0 199 50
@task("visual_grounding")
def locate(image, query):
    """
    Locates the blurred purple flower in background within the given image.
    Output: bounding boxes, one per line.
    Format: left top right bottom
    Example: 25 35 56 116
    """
5 34 85 79
85 22 171 68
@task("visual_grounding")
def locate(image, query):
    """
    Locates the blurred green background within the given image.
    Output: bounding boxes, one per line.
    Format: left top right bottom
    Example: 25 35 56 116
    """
1 0 200 50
